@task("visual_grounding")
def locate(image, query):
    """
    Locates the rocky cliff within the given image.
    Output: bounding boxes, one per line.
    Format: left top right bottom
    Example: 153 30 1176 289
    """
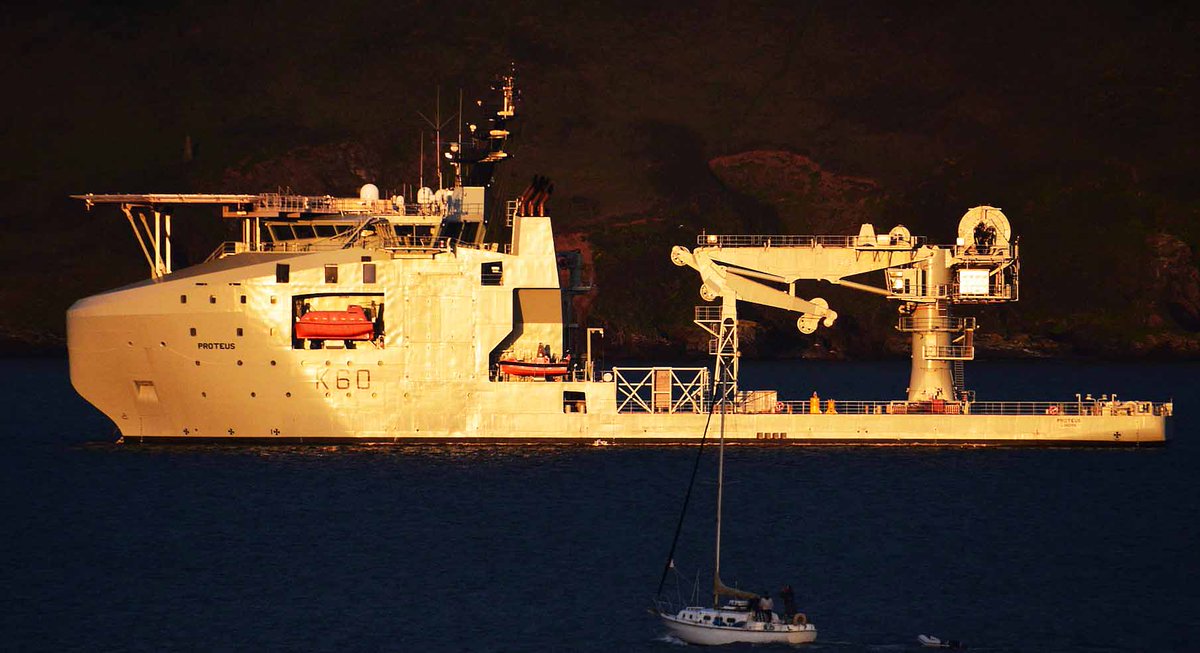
2 1 1196 359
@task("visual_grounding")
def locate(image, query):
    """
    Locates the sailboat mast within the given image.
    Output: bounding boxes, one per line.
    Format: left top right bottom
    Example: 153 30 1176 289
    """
713 361 727 609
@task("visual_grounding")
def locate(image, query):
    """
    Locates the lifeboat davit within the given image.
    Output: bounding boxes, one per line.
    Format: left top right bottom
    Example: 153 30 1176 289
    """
498 354 571 378
295 305 375 340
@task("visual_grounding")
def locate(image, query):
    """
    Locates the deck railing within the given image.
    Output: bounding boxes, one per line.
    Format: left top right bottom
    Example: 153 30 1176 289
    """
696 234 928 248
770 399 1172 417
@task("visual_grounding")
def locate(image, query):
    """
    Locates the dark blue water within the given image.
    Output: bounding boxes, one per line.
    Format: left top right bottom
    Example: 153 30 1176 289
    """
3 358 1198 652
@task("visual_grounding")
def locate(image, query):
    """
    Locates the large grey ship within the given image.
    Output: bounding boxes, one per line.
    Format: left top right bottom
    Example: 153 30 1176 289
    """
68 74 1170 445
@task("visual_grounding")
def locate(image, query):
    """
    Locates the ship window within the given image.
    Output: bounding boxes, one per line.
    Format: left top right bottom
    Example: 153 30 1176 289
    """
276 264 290 283
180 295 187 304
361 255 372 262
209 295 216 304
236 328 243 337
325 265 338 283
481 262 503 286
563 391 587 413
363 263 377 284
189 328 196 336
240 295 247 304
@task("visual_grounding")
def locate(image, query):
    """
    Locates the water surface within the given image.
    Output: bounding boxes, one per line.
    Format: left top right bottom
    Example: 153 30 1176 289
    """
3 358 1197 651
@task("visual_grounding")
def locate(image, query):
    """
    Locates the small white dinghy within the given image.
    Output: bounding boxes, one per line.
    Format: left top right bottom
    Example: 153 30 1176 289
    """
918 634 966 649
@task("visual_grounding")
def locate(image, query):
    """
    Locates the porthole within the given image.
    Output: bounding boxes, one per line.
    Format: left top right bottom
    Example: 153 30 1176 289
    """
201 392 207 398
195 361 200 366
270 360 277 366
237 360 243 366
285 392 292 398
159 341 166 347
250 392 256 398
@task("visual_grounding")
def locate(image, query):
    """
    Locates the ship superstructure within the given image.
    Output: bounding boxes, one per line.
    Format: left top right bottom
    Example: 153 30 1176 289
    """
68 75 1170 445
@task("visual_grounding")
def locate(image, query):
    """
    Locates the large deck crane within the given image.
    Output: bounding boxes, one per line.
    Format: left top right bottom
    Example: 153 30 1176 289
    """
672 206 1019 403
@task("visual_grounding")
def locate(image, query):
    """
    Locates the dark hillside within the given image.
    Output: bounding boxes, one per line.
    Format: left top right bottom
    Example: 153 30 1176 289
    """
1 1 1196 357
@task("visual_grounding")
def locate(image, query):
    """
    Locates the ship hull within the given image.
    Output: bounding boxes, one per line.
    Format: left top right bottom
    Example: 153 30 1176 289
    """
661 612 817 646
65 222 1168 447
68 303 1166 446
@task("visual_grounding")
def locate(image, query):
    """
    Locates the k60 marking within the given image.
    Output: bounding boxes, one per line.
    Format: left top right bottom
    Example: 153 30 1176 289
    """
315 368 371 390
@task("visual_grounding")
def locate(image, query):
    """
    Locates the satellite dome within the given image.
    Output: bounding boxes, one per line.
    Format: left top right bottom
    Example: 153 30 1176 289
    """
359 183 380 201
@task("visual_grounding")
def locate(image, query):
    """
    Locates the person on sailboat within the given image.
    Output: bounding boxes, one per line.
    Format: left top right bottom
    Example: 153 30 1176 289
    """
781 584 796 620
757 592 774 622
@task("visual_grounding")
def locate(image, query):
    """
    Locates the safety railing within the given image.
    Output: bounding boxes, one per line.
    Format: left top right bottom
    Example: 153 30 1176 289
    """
898 316 976 332
954 281 1016 302
247 193 485 220
204 241 245 262
694 305 723 323
890 282 1016 302
765 399 1173 417
953 244 1015 259
923 345 975 360
696 233 926 249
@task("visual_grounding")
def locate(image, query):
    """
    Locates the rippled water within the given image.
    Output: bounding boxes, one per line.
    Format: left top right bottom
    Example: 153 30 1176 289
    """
3 358 1198 651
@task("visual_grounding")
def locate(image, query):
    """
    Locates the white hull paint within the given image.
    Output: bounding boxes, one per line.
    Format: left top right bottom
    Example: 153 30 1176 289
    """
661 612 817 646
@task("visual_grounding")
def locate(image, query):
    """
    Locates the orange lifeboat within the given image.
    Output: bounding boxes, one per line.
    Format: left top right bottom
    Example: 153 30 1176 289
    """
498 354 571 378
295 305 375 341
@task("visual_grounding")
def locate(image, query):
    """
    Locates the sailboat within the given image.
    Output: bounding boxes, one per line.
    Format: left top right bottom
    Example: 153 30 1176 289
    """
655 346 818 646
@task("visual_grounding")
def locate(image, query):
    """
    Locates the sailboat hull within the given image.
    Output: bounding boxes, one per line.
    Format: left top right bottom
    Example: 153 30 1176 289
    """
661 611 817 646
